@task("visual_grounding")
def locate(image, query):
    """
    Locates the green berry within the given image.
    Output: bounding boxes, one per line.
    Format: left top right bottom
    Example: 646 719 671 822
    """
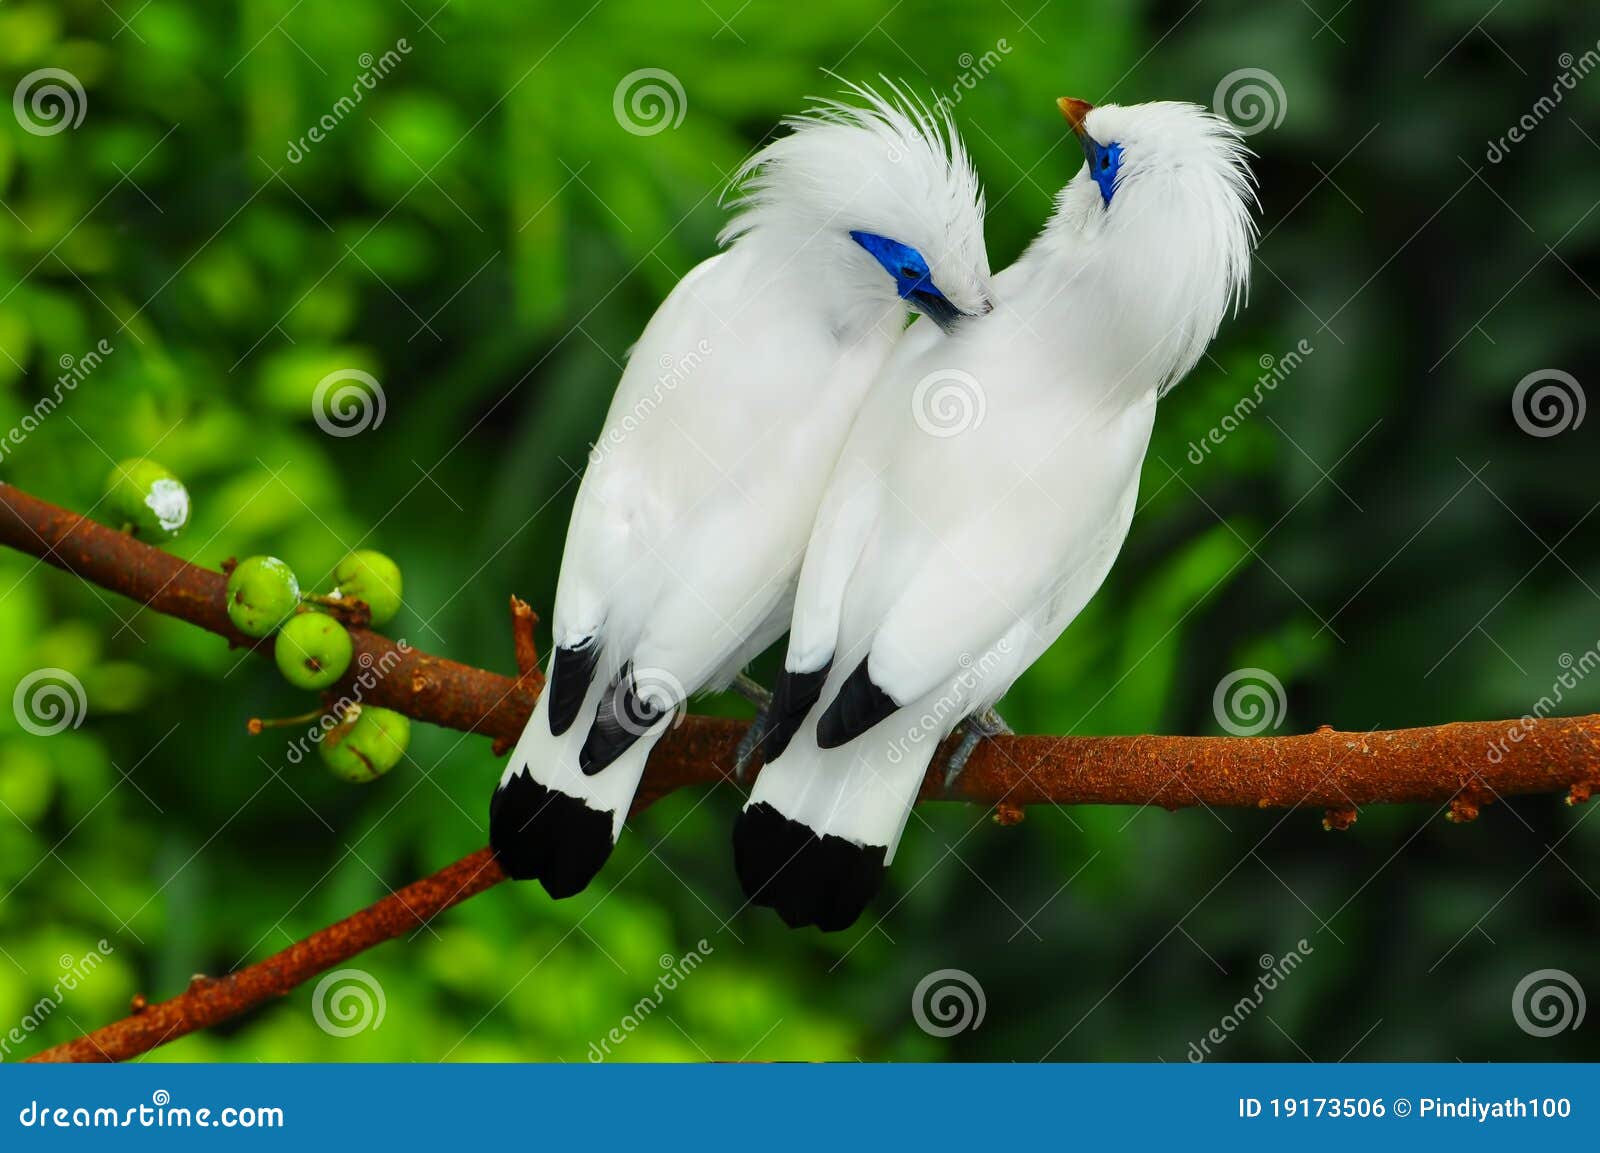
333 550 403 626
273 612 352 690
319 704 410 783
226 556 301 638
106 458 190 541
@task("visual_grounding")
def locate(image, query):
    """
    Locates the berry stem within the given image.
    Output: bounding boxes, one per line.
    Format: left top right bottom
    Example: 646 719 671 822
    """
246 708 329 734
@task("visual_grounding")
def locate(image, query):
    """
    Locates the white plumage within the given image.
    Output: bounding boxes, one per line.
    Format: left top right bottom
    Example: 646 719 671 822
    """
491 81 992 898
737 99 1258 931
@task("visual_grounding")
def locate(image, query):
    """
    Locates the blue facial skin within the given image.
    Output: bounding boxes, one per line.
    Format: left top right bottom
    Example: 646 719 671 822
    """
848 230 968 331
1080 137 1124 206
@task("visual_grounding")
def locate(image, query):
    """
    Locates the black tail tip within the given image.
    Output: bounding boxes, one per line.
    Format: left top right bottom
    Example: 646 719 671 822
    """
490 771 616 899
733 802 886 932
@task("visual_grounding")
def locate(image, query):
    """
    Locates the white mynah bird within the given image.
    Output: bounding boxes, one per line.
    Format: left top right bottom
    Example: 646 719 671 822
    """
491 82 993 899
736 97 1257 931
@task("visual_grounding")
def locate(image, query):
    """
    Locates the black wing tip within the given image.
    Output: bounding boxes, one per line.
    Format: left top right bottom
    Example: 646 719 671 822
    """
548 636 601 737
815 658 899 749
761 660 833 763
733 801 886 932
578 726 627 776
490 770 616 899
578 665 666 776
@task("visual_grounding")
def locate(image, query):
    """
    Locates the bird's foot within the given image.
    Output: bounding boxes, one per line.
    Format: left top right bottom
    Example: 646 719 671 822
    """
732 674 773 781
942 707 1012 790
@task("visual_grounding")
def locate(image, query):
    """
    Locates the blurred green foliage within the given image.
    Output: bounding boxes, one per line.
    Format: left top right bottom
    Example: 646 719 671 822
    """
1 0 1597 1062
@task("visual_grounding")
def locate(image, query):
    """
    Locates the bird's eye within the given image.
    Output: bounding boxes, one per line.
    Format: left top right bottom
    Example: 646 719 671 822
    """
900 265 918 279
1100 155 1111 170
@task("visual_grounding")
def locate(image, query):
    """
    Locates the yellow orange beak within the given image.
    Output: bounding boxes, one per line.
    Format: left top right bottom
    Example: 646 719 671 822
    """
1057 97 1094 139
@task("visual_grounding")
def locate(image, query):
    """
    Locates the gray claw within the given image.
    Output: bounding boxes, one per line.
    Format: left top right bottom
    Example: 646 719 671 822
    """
734 708 768 781
942 707 1012 789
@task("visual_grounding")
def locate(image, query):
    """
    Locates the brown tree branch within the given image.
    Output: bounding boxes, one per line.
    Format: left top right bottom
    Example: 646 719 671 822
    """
27 849 508 1062
4 479 1597 1062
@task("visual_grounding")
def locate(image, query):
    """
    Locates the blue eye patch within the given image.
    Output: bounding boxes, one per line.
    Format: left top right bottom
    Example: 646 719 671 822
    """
1083 139 1123 206
848 230 947 301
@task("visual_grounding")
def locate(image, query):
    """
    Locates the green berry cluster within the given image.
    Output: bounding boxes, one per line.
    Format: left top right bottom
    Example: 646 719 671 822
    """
224 549 410 782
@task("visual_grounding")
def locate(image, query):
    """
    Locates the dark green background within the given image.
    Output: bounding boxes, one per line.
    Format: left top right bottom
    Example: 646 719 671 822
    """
1 0 1596 1061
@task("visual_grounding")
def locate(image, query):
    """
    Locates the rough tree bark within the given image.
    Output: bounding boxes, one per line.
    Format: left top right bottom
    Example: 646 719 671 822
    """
3 482 1595 1062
